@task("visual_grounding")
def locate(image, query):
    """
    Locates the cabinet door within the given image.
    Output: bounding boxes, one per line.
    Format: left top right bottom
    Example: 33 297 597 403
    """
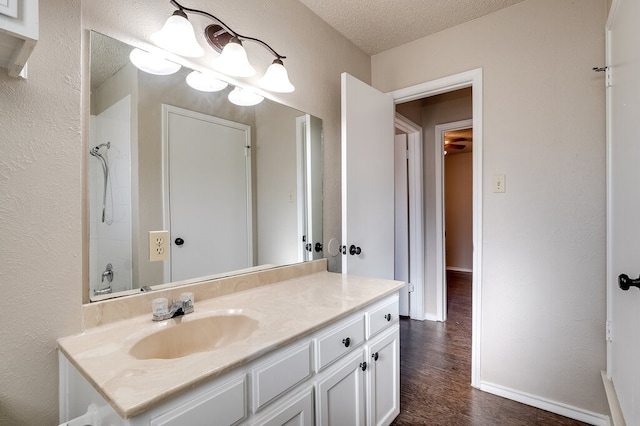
316 351 366 426
367 327 400 426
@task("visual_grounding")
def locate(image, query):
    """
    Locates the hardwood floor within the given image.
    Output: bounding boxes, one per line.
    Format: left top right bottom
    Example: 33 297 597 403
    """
391 271 589 425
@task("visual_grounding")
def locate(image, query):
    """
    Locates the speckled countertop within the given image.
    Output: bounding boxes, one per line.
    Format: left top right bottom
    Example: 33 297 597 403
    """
58 271 403 419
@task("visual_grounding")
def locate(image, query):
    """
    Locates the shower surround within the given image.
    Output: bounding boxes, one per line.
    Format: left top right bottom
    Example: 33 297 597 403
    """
89 95 133 295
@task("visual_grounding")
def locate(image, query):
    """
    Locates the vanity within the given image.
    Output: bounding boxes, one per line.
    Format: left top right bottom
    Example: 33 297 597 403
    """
59 260 403 425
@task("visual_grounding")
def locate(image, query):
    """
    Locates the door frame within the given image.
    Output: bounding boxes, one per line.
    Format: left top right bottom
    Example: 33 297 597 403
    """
434 119 474 322
394 113 425 321
388 68 483 387
296 115 308 262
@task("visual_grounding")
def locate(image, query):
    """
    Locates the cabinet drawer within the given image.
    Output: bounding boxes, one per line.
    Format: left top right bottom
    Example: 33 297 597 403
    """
316 314 365 372
367 296 399 339
251 387 314 426
150 374 246 426
252 341 313 412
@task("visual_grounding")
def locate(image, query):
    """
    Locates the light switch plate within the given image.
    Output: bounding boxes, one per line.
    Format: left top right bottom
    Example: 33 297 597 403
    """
493 174 506 193
149 230 169 261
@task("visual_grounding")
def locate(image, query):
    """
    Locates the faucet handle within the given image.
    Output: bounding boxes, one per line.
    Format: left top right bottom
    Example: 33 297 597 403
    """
152 298 169 321
180 292 194 314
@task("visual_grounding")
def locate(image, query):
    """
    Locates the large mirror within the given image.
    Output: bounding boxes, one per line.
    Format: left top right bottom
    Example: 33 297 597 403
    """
89 32 323 301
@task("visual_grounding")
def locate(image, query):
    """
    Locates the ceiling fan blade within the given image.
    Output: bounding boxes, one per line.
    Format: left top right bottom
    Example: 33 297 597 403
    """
444 143 465 150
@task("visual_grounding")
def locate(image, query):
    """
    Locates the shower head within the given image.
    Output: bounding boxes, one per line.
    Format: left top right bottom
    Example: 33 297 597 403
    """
90 142 111 157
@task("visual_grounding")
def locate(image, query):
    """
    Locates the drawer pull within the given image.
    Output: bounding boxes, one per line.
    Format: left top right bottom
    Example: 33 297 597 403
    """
360 362 367 371
342 337 351 348
372 352 379 361
384 313 392 322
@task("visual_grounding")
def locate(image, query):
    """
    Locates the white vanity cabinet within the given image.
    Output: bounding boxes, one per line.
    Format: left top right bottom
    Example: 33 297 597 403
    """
59 293 400 426
315 295 400 426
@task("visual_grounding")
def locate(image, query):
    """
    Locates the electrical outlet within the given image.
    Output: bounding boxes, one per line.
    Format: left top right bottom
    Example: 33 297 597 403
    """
149 230 169 261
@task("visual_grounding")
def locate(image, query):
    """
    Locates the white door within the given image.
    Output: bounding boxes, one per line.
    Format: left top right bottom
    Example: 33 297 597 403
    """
394 134 410 316
607 0 640 423
341 73 395 278
297 114 324 262
164 105 252 282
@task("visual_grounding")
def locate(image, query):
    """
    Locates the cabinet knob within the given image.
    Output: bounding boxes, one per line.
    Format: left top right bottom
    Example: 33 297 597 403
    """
342 337 351 348
372 352 379 361
349 244 362 255
175 237 184 246
384 313 392 322
360 362 368 371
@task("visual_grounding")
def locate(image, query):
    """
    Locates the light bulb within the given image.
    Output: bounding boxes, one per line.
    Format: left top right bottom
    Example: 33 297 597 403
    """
129 48 181 75
215 38 255 77
186 70 228 92
151 10 204 57
228 87 264 106
259 59 295 93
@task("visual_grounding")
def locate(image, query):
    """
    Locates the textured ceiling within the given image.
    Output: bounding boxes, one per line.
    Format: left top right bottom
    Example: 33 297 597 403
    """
90 32 131 91
298 0 525 55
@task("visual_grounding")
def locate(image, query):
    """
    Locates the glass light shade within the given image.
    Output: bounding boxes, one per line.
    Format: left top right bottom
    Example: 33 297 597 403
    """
129 48 181 75
228 87 264 106
186 70 228 92
259 59 295 93
151 12 204 57
215 39 255 77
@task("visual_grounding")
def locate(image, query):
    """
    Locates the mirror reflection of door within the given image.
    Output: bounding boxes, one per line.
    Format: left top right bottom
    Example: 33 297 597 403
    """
163 105 252 282
297 114 324 261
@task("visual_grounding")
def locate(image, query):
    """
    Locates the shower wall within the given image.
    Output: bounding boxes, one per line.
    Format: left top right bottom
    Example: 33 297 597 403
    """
89 95 132 295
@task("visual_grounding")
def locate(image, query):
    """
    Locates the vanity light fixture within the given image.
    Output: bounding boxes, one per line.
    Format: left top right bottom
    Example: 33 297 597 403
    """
228 87 264 106
185 70 228 92
155 0 295 92
129 48 181 75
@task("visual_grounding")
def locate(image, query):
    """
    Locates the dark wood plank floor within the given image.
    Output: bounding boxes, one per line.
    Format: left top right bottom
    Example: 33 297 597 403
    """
391 271 589 425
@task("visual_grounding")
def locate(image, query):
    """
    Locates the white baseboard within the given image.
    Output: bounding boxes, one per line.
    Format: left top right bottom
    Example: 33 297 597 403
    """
446 266 473 273
480 381 610 426
424 313 440 322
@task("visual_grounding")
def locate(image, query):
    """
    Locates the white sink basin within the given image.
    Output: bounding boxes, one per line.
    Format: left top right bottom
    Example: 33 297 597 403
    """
129 314 259 360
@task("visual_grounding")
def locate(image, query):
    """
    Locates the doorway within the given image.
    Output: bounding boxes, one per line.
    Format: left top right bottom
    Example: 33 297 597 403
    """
437 119 473 322
389 69 483 387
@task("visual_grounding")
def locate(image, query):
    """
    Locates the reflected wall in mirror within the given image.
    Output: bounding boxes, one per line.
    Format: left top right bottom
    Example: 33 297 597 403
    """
89 31 323 301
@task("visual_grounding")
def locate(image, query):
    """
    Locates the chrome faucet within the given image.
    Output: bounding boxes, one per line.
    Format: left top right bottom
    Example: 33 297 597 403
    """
101 263 114 283
152 295 194 321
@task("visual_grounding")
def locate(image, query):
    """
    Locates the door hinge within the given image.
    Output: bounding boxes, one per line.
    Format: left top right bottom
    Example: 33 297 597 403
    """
406 149 410 159
407 282 415 293
593 66 612 88
245 145 251 157
606 320 613 342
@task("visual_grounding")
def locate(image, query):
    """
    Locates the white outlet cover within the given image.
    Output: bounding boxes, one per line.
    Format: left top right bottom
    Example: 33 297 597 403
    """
493 174 506 193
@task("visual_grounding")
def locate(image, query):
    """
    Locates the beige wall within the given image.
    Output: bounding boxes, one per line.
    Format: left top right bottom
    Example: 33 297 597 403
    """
0 1 82 424
0 1 369 424
374 0 607 415
445 152 473 270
